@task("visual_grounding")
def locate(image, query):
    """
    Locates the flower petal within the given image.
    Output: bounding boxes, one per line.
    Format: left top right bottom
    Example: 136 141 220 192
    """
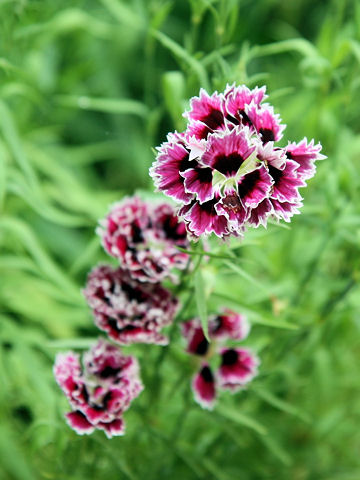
192 365 216 410
182 167 214 203
286 138 326 181
151 141 195 203
210 310 250 341
269 160 305 203
202 128 256 178
180 199 229 238
218 348 259 392
246 102 286 143
238 165 273 208
66 411 95 435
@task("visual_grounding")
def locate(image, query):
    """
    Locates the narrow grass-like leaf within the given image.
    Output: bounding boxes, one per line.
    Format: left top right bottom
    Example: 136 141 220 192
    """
162 71 186 130
0 255 38 274
8 175 90 227
249 38 320 60
56 95 148 118
0 141 7 211
151 29 209 89
254 387 311 423
224 260 266 290
0 217 80 301
201 458 233 480
216 404 267 436
0 101 38 188
100 0 144 30
15 9 113 39
259 434 292 466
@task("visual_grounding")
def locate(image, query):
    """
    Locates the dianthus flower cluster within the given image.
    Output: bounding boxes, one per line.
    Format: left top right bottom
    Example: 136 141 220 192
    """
97 196 189 283
182 309 259 409
151 84 325 238
54 339 143 438
83 264 178 345
83 196 188 346
55 196 189 437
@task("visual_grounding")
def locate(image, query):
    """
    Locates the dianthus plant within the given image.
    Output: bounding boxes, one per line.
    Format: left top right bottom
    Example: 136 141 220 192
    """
54 85 324 443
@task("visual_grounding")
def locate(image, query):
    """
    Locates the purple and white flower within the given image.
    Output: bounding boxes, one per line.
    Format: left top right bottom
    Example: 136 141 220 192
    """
54 339 143 438
192 364 216 410
218 347 260 392
150 84 325 238
210 309 250 341
97 196 189 283
83 265 178 345
181 309 258 409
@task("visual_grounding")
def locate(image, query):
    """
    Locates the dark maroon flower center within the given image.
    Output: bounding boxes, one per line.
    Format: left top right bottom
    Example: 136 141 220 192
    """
162 215 187 242
239 110 252 126
179 156 197 172
213 153 243 176
131 222 144 243
238 169 261 198
194 167 213 184
202 109 224 130
268 165 283 185
121 282 147 303
221 349 238 366
100 366 121 379
195 337 209 355
259 128 275 143
199 198 219 215
200 365 214 383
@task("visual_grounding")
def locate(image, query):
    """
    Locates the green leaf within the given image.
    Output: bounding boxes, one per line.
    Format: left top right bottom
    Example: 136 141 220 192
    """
151 29 209 89
216 404 267 435
0 141 7 211
0 217 80 302
259 434 292 466
56 95 148 118
100 0 144 30
0 100 38 188
224 260 266 290
162 71 186 131
254 388 311 423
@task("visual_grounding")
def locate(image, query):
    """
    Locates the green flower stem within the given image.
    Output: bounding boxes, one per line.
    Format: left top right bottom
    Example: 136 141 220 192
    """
148 241 204 409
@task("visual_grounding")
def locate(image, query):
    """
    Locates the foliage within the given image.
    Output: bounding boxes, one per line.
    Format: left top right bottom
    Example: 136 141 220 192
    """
1 0 360 478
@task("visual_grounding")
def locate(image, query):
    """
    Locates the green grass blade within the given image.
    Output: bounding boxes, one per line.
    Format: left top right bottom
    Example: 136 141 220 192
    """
151 29 210 89
216 404 267 436
56 95 149 117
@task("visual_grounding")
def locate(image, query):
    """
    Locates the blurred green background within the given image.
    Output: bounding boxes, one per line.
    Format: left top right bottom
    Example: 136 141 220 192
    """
1 0 360 478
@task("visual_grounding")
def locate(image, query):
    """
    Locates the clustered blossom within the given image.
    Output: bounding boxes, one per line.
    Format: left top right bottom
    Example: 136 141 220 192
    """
151 84 325 238
55 195 190 437
97 196 189 283
182 309 259 409
83 265 178 346
54 339 143 438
